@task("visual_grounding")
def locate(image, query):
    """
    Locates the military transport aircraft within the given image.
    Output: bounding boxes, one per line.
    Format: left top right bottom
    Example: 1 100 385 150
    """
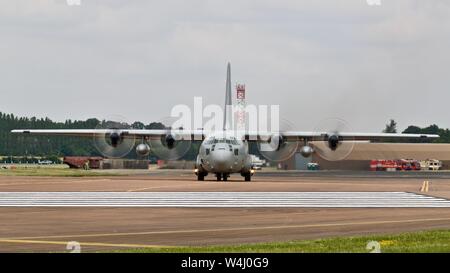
12 63 439 181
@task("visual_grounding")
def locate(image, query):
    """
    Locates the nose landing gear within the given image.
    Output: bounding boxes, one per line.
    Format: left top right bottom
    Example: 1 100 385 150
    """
216 173 229 181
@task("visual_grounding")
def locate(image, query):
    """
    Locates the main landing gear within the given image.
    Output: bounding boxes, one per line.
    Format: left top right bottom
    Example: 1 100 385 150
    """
195 167 208 181
241 170 255 182
241 172 251 182
197 172 206 181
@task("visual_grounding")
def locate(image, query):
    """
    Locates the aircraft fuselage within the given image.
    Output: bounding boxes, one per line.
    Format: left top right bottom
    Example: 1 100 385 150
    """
196 132 253 181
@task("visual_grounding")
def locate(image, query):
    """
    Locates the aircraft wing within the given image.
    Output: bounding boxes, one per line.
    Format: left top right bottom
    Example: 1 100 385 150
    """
245 131 440 142
328 132 440 141
10 129 207 140
11 129 439 142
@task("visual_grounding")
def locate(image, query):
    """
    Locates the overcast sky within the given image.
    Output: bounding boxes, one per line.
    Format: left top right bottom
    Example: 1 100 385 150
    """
1 0 449 132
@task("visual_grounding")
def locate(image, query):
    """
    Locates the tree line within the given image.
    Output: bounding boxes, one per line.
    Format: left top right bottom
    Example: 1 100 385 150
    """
0 112 200 160
383 118 450 143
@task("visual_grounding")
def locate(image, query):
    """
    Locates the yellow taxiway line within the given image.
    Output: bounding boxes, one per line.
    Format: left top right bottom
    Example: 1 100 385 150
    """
3 217 450 241
0 239 176 249
0 179 113 187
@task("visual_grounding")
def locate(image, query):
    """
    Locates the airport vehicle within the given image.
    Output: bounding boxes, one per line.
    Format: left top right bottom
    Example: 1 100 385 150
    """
250 155 266 170
370 159 397 171
37 160 53 165
11 63 439 181
63 157 103 169
370 159 421 171
420 159 442 171
307 162 320 170
397 159 421 171
370 159 422 171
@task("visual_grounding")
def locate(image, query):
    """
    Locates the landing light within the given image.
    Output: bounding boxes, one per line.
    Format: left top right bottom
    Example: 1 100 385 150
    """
250 169 255 174
194 168 198 174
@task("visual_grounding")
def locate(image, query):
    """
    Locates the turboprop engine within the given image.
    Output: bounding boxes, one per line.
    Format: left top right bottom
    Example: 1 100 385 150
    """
136 143 151 157
300 145 314 157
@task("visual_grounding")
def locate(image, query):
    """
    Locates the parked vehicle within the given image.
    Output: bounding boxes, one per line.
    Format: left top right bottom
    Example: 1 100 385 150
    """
397 159 421 171
370 159 422 171
370 159 398 171
307 162 320 170
250 155 266 170
420 159 442 171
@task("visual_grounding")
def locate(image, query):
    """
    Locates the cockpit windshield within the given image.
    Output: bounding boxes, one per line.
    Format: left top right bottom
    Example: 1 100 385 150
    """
205 137 238 145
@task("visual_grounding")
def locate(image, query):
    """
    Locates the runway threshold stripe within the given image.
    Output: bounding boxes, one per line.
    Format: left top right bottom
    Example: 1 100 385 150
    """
1 192 449 208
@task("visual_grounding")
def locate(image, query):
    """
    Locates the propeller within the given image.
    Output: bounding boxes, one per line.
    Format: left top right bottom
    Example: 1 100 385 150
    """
93 115 136 158
257 118 299 162
148 116 192 161
311 117 355 161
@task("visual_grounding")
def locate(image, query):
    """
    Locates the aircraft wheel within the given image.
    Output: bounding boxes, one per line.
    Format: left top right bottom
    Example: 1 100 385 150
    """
244 173 251 182
197 173 205 181
222 174 228 181
216 174 222 181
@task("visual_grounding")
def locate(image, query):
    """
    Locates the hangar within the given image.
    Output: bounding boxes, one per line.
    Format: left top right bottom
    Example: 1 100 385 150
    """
285 143 450 171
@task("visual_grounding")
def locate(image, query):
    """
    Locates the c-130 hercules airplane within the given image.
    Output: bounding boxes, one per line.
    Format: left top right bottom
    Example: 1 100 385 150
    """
12 63 439 182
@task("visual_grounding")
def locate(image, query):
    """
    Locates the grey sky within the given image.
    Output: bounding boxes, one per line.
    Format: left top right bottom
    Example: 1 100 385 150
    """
1 0 449 132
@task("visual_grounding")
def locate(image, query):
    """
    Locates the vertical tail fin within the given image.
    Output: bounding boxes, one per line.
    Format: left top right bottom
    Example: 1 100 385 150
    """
223 62 232 130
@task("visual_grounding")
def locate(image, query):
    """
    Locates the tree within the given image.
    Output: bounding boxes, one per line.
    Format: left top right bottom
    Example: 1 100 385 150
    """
383 119 397 133
422 124 440 135
145 122 166 129
131 121 145 129
403 125 421 134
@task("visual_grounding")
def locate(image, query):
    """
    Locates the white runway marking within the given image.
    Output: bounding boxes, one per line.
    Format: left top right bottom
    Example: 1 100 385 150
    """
1 192 450 207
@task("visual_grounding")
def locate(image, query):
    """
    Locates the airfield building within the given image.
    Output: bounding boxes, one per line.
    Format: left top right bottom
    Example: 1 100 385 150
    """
284 143 450 171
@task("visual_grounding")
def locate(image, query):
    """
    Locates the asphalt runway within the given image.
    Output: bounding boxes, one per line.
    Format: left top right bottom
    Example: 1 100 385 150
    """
1 191 450 207
1 170 450 252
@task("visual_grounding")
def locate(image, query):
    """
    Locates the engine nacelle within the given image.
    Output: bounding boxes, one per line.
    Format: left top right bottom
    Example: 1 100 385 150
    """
136 143 151 156
327 134 340 151
164 133 178 149
300 145 314 158
268 134 284 151
108 132 122 147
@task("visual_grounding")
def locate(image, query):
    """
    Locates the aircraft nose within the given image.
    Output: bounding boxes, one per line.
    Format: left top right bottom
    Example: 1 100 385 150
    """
212 148 233 171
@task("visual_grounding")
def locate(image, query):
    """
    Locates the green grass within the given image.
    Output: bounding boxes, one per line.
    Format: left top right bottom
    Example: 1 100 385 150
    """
0 166 121 177
119 230 450 253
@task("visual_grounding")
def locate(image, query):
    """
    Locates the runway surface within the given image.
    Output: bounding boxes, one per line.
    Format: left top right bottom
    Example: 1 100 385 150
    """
2 170 450 252
1 191 450 207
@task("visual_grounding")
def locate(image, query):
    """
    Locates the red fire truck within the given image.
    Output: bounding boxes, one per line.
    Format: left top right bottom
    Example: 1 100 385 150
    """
397 159 421 171
370 159 421 171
